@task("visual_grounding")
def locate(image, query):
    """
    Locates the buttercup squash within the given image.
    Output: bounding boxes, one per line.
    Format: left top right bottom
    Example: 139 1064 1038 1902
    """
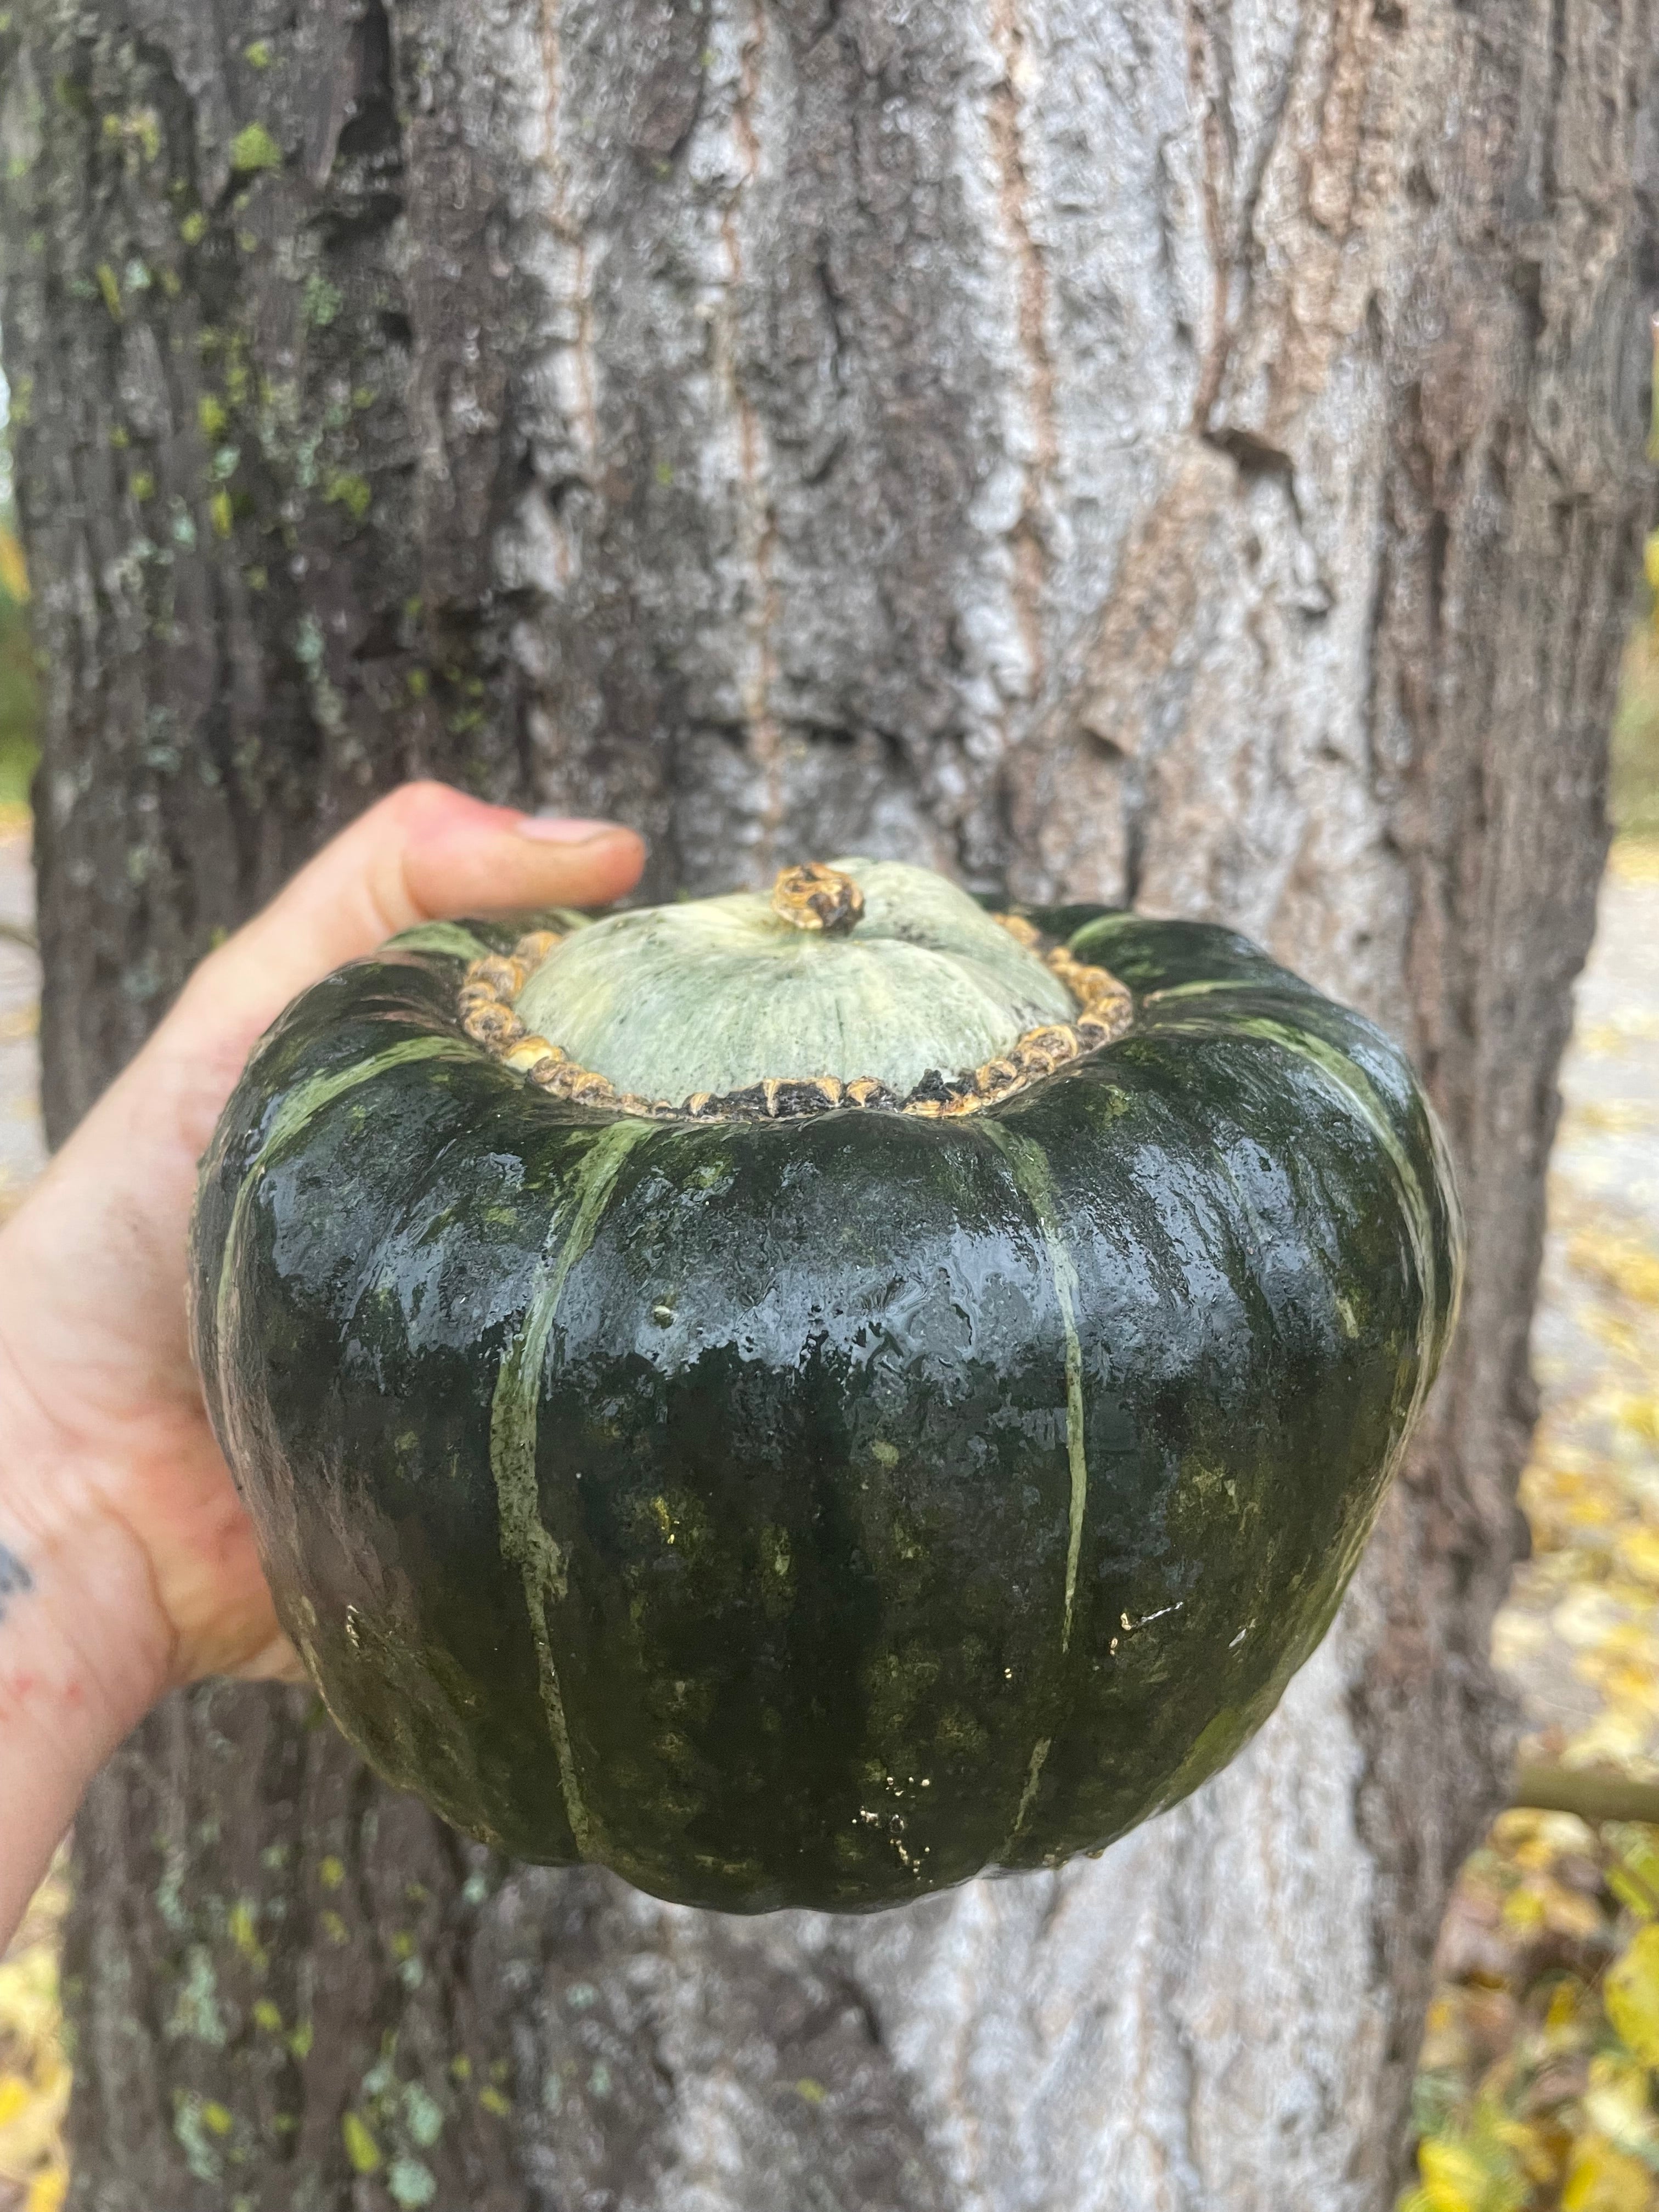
191 857 1462 1912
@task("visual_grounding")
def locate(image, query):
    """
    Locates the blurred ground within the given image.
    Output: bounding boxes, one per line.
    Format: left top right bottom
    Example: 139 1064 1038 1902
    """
0 1867 66 2212
1496 845 1659 1770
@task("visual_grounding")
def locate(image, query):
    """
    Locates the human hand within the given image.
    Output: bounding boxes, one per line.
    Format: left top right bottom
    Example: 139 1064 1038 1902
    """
0 785 644 1937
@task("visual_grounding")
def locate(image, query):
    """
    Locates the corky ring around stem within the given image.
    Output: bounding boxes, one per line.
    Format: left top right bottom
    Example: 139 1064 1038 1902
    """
456 868 1135 1123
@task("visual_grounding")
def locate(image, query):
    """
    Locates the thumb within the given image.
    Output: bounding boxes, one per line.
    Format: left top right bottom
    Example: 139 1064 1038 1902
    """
177 781 645 1048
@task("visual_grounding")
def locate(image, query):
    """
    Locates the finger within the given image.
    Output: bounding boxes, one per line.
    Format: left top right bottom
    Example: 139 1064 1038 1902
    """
180 782 645 1038
215 1630 308 1688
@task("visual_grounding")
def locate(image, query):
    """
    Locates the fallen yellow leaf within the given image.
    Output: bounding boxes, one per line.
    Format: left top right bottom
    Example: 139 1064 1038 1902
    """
1572 1226 1659 1309
1562 2134 1656 2212
0 528 27 605
1502 1886 1547 1934
1414 2127 1530 2212
0 2055 70 2177
25 2165 67 2212
1608 1929 1659 2066
1607 837 1659 887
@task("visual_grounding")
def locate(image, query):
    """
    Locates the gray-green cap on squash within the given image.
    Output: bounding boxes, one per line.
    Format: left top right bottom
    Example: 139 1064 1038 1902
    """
190 857 1463 1913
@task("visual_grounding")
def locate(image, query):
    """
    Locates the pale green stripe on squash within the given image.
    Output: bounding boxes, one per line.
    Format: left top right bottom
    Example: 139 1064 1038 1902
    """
980 1120 1090 1664
383 921 493 961
997 1734 1053 1864
488 1121 654 1859
1150 1009 1452 1433
978 1122 1092 1863
210 1033 488 1692
1140 977 1274 1003
216 1035 481 1440
258 1034 479 1162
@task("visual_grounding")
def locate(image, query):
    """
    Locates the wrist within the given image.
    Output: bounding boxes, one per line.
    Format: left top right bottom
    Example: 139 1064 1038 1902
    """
0 1417 174 1940
0 1352 176 1938
0 1311 177 1757
0 1500 174 1746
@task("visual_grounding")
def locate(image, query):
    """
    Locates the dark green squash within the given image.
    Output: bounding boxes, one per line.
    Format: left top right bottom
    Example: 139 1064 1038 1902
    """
190 859 1462 1914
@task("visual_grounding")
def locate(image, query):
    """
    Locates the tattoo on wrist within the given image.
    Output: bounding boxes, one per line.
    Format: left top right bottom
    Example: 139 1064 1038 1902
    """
0 1544 33 1625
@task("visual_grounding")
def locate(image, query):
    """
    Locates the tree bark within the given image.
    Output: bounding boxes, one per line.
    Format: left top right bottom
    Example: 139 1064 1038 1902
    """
2 0 1652 2203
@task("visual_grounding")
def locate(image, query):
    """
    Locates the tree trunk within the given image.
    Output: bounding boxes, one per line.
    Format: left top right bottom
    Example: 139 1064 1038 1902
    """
2 0 1652 2202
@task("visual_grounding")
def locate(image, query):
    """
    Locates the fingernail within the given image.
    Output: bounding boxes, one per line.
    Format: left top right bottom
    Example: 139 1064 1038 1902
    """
515 815 627 845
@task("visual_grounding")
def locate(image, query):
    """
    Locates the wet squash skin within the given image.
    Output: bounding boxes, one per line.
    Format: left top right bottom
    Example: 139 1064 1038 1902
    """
191 890 1461 1914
